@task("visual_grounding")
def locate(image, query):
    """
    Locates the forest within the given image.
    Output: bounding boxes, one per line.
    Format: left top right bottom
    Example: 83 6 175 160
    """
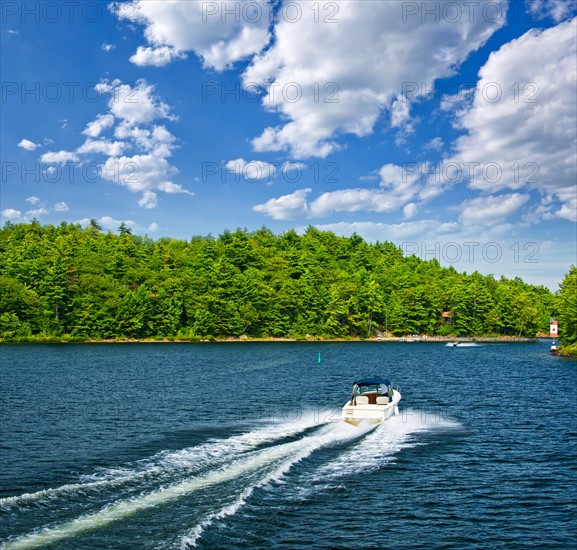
0 221 574 346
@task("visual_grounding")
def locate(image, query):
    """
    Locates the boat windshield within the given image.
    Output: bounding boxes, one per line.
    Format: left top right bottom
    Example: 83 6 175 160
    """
354 383 381 395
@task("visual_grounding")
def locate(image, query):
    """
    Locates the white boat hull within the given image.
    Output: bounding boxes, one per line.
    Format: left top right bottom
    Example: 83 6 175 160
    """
341 390 401 425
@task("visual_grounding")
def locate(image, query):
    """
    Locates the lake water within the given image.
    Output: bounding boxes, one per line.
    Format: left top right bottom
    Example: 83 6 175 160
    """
1 341 576 549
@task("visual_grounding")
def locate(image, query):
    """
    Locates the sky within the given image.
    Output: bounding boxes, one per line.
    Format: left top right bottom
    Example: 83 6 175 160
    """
1 0 576 290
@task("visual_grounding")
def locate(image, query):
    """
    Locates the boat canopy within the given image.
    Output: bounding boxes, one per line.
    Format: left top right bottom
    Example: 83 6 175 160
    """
353 377 391 386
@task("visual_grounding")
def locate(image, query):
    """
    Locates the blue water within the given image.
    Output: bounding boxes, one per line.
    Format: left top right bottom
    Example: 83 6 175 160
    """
1 341 576 549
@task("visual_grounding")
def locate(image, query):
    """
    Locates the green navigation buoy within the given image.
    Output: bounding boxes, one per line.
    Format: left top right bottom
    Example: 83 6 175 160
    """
317 352 321 364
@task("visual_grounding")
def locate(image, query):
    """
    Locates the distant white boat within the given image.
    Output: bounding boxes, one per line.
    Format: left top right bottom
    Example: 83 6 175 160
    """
550 341 557 354
446 342 481 348
342 377 401 426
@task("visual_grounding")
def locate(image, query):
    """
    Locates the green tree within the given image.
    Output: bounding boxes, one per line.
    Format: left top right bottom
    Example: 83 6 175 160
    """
557 266 577 346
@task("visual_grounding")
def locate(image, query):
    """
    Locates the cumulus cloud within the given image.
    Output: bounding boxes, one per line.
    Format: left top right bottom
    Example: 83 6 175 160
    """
459 193 530 226
95 79 175 127
113 0 271 71
242 0 506 157
1 208 21 220
444 18 577 222
308 188 406 217
44 79 193 208
25 207 49 218
40 150 79 164
54 202 69 212
102 42 115 52
157 181 193 195
82 114 115 138
130 46 187 67
25 196 41 205
253 161 426 220
102 153 178 194
225 158 276 181
138 190 158 209
18 139 41 151
77 139 129 157
253 188 312 220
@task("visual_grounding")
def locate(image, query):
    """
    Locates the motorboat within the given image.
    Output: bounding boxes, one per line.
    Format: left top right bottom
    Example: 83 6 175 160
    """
550 341 557 354
341 377 401 425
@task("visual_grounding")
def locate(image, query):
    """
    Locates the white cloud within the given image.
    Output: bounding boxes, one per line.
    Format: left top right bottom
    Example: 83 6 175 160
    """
459 193 530 226
102 153 178 194
95 79 175 127
243 0 506 157
25 196 41 205
424 137 444 151
225 158 276 181
25 207 49 218
253 161 426 220
440 88 474 112
148 222 160 232
1 208 21 220
138 190 158 209
313 220 459 242
130 46 187 67
526 0 577 22
114 0 271 71
309 188 407 217
445 18 577 222
82 114 115 138
7 29 19 35
113 124 175 154
53 79 192 208
40 150 79 164
18 139 41 151
379 163 423 204
54 202 69 212
157 181 194 195
253 188 312 220
403 203 419 219
77 139 129 157
102 42 115 52
390 95 412 129
554 199 577 222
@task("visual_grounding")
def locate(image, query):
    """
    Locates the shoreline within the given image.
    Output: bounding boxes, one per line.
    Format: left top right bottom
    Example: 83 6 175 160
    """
1 335 540 345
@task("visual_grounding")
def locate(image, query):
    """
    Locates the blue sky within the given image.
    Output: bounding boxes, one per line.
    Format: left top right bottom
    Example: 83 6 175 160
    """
1 0 576 289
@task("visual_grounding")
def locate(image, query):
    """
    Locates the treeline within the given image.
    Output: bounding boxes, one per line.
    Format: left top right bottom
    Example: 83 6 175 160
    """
0 220 571 342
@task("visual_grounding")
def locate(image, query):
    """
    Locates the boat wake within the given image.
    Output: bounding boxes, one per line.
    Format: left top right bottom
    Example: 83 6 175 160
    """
1 412 459 549
445 342 483 347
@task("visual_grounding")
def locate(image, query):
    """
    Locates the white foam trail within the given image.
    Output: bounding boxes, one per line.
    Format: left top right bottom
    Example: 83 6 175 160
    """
0 413 328 511
2 421 350 550
299 411 461 489
179 412 459 547
179 421 375 548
